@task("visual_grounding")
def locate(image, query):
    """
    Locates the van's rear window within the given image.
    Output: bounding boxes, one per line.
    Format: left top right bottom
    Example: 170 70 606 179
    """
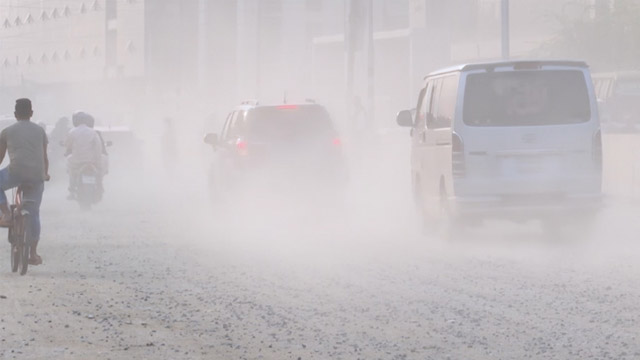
463 70 591 127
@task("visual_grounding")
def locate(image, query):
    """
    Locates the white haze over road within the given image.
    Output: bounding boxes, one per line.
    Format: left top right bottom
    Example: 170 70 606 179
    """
1 142 639 360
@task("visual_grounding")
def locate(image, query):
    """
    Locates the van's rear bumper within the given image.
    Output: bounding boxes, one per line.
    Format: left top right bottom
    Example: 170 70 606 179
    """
449 193 603 220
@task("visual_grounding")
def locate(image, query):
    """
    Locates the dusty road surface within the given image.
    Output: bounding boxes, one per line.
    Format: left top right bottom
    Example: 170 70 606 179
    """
1 165 640 360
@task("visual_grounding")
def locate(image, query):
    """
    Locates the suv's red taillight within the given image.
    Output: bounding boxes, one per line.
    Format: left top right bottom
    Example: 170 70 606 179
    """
236 139 248 155
452 133 465 178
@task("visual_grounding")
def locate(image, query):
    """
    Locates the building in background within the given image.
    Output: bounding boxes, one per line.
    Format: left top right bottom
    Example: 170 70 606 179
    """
0 0 610 131
0 0 237 127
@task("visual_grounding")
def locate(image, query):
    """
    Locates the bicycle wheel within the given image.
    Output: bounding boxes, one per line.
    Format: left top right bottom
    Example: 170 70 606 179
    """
9 214 20 273
19 215 30 276
10 241 20 273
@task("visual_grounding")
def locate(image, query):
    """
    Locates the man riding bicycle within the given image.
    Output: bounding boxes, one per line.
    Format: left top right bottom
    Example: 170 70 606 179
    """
0 99 49 265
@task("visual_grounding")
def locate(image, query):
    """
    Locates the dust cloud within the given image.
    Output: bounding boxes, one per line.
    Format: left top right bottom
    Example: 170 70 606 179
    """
2 1 640 359
5 0 635 275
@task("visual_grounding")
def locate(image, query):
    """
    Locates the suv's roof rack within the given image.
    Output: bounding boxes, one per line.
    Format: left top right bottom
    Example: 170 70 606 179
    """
240 99 259 106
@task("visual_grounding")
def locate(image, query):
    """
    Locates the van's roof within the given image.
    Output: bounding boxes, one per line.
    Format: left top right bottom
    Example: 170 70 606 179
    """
426 59 589 78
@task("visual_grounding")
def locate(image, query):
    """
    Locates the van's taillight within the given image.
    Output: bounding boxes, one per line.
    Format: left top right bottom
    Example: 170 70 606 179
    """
593 129 602 170
332 138 342 146
452 133 465 178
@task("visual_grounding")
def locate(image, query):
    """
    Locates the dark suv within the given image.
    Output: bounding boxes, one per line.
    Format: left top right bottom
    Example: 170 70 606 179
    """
204 101 347 203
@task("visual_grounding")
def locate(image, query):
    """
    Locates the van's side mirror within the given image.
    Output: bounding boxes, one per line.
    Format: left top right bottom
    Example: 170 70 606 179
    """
204 133 219 146
396 110 414 127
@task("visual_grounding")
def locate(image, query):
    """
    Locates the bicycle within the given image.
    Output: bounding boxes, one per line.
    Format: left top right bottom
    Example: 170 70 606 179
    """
8 185 35 275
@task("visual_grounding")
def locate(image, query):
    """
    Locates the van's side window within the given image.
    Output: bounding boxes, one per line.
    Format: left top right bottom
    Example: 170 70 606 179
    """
427 79 440 128
415 86 428 128
428 75 458 129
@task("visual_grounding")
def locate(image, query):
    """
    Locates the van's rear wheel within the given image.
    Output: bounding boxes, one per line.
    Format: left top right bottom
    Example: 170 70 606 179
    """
436 183 466 242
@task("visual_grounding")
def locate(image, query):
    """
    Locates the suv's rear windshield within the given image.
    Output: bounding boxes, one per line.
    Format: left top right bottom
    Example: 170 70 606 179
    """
463 70 591 127
245 106 334 140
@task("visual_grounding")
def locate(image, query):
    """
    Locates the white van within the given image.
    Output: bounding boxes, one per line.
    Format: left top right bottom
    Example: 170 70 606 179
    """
397 60 602 232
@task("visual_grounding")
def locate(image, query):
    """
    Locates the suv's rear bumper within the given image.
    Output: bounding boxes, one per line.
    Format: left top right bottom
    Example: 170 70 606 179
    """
449 193 603 220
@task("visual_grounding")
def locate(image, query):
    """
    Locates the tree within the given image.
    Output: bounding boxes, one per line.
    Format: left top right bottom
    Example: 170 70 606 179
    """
537 0 640 71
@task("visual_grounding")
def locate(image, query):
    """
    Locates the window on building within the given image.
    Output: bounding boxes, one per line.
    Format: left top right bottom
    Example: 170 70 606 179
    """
80 3 87 14
64 50 71 61
26 55 33 65
51 8 59 19
92 1 101 11
93 46 101 57
52 52 60 62
40 11 49 21
3 59 10 67
14 16 22 26
25 14 34 24
41 54 49 64
79 48 86 59
3 19 10 28
64 6 72 17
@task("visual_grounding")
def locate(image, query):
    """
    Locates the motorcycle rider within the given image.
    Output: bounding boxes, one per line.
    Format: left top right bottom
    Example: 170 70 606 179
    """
65 111 103 200
84 114 109 177
0 98 49 265
49 117 70 157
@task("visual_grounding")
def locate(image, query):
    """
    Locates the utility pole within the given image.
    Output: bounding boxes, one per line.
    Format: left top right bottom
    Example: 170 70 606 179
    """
105 0 117 77
366 0 374 134
256 0 262 100
197 0 207 91
501 0 509 59
345 0 374 137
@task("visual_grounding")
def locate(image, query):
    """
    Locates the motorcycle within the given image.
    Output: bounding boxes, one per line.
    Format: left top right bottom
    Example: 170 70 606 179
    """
72 163 102 210
60 138 111 210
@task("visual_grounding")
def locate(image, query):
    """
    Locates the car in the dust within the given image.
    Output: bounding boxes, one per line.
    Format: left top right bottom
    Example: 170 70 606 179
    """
397 60 602 237
94 125 144 174
593 71 640 133
203 100 347 204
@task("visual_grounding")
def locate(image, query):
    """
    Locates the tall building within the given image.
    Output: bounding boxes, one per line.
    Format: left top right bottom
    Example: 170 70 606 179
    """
0 0 237 124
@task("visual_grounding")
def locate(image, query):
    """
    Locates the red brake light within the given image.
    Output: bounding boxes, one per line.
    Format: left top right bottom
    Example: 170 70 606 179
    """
277 105 298 110
236 139 248 154
332 138 342 146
